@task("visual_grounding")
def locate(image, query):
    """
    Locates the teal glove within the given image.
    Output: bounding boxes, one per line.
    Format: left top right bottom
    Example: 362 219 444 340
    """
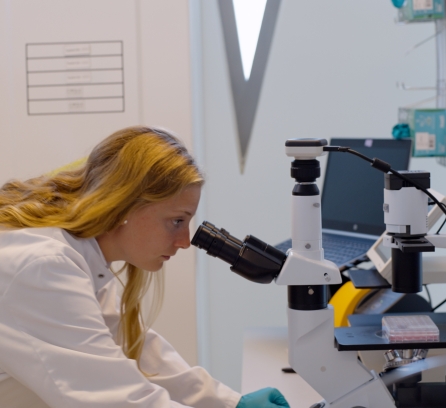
391 0 405 8
236 387 290 408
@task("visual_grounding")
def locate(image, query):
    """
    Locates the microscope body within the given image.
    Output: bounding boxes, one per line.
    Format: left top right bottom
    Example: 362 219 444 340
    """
382 171 435 293
191 139 427 407
275 139 395 408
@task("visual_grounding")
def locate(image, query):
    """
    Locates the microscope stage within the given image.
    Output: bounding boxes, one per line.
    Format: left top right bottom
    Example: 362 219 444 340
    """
335 312 446 351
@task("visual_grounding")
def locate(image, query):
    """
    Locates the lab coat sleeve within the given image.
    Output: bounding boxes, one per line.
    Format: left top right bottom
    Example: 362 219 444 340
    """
0 255 190 408
99 279 242 408
140 330 242 408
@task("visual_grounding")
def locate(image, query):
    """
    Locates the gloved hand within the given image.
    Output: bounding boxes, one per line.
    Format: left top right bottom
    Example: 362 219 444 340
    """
236 387 290 408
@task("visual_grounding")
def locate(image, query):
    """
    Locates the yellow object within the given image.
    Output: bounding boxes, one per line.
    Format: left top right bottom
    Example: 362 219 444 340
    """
329 281 371 327
46 157 87 176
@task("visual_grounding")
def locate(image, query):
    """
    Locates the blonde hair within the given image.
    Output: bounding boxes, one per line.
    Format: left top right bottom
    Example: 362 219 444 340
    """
0 126 204 369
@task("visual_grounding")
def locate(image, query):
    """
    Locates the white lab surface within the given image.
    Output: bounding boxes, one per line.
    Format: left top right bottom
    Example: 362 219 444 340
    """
0 228 241 408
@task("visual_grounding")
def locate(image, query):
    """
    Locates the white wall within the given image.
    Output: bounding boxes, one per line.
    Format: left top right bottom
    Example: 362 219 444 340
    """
138 0 199 366
195 0 440 391
0 0 198 366
0 1 140 182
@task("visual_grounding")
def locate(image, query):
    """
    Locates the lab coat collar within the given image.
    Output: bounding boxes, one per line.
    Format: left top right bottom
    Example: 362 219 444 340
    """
82 236 115 294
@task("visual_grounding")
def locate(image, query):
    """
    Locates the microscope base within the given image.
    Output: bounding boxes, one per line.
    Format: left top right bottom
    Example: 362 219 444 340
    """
390 381 446 407
309 382 446 408
307 382 446 408
309 373 395 408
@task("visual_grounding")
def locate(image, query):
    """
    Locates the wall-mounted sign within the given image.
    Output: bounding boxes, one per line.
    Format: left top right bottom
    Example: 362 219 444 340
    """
26 41 124 115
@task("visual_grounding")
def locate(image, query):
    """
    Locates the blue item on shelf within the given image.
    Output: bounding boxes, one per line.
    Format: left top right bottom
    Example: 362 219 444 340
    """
392 123 411 139
397 108 446 157
391 0 405 8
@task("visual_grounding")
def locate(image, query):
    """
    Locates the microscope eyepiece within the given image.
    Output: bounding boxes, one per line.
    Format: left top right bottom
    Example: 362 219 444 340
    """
191 224 214 250
191 223 241 265
192 221 287 284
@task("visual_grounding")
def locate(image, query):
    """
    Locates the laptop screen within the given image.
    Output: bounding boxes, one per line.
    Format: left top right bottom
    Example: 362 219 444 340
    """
321 138 412 236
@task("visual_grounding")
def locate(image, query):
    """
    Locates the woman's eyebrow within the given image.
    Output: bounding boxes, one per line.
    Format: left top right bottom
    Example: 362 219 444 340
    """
172 209 193 216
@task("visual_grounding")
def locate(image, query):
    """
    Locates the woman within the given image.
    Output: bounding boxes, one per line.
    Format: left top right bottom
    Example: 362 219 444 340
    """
0 126 289 407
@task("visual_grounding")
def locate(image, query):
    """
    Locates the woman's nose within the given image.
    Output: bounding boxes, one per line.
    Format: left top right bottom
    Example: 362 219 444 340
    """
176 228 191 249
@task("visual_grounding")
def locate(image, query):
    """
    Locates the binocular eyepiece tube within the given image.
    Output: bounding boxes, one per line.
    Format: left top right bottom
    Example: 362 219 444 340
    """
191 221 287 284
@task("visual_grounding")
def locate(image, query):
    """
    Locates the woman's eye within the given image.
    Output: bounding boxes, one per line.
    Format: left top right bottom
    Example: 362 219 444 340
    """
172 219 183 226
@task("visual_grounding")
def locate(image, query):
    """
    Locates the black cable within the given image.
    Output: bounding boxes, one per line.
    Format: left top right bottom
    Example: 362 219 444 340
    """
435 216 446 235
343 148 374 164
432 297 446 312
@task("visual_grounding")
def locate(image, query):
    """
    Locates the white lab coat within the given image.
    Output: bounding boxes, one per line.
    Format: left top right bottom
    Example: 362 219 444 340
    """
0 227 241 408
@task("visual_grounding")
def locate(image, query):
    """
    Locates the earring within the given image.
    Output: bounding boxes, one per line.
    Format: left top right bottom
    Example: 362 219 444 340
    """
123 220 128 225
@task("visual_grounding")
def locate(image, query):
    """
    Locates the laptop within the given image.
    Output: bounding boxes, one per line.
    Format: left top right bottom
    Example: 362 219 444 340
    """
276 138 412 268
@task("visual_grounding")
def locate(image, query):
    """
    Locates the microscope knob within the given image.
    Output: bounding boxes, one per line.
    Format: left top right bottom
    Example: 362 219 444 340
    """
384 349 400 363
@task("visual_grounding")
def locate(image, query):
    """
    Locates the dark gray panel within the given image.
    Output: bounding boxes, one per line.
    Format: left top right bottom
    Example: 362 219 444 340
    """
218 0 281 171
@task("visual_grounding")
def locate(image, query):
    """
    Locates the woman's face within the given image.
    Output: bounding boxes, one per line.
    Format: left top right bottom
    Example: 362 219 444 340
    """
98 184 201 271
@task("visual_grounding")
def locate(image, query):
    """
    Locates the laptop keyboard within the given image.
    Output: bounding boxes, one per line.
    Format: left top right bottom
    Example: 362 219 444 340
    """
322 234 372 267
275 234 374 267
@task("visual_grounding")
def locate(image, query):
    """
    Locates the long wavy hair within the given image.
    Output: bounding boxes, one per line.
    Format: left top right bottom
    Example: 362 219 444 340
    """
0 126 204 370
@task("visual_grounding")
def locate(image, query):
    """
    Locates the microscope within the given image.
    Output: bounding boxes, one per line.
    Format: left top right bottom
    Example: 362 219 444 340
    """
192 138 446 408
